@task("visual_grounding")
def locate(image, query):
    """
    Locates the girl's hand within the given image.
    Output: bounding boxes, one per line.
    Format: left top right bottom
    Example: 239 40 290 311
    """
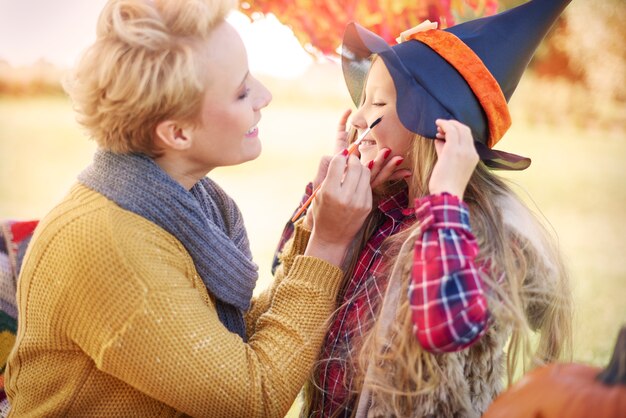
305 152 372 267
365 147 412 189
429 119 479 199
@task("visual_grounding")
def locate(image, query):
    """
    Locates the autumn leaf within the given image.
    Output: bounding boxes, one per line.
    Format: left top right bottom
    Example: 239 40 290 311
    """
240 0 500 55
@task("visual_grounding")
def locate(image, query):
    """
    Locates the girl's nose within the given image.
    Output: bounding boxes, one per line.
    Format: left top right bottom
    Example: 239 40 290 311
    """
350 106 368 130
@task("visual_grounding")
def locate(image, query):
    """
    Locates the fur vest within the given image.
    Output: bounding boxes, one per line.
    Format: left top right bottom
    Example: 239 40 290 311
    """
365 322 510 417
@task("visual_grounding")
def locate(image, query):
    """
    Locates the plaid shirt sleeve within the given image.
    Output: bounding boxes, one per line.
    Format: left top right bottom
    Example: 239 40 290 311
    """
271 182 314 275
408 193 489 353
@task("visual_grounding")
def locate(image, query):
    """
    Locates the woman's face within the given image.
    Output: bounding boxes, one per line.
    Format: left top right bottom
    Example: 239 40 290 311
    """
186 21 272 172
352 58 413 166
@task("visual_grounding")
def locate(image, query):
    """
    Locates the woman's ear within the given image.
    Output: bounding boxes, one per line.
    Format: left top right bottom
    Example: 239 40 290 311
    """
154 120 193 151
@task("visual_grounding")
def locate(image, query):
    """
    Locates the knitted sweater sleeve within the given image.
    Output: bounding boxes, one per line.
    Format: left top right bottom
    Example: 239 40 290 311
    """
57 206 340 417
245 218 311 338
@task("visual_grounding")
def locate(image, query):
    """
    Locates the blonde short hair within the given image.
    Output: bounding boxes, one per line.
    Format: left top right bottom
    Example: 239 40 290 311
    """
65 0 237 156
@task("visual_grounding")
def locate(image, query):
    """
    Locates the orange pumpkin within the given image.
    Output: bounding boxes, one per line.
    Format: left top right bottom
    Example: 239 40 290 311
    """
483 326 626 418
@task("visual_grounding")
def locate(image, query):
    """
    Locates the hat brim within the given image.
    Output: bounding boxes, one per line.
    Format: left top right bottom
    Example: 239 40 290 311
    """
341 22 531 171
342 23 447 138
475 142 531 170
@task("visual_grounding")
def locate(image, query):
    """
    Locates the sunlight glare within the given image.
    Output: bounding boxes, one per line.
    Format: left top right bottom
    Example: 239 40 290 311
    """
228 11 313 79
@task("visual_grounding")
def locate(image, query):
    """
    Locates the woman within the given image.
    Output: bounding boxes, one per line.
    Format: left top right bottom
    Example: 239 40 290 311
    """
3 0 395 416
276 0 574 416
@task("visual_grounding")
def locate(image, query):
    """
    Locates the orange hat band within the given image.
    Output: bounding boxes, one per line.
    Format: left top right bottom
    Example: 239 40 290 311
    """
407 30 511 148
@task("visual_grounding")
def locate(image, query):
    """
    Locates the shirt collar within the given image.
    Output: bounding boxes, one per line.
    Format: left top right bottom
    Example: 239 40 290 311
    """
377 186 415 222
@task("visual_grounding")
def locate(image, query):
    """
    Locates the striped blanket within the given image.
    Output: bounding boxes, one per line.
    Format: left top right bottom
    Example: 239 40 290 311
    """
0 220 38 409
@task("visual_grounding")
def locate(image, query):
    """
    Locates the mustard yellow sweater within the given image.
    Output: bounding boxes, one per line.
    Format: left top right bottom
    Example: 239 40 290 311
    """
5 184 340 417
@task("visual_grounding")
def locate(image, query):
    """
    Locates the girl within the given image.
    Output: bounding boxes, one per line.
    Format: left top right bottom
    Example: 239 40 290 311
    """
281 0 574 416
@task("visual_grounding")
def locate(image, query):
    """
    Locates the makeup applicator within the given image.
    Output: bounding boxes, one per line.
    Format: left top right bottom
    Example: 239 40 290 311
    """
291 116 382 222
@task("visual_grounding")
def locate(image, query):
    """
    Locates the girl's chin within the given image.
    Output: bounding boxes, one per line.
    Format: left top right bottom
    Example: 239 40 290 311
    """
358 146 378 159
360 154 377 164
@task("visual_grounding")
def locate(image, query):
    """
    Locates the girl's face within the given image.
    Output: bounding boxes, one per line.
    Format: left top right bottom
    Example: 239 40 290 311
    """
186 21 272 173
352 58 413 166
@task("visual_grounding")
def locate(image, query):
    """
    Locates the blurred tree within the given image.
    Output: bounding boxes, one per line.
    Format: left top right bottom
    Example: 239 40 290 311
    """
525 0 625 129
0 59 65 96
241 0 624 129
240 0 499 55
559 0 625 102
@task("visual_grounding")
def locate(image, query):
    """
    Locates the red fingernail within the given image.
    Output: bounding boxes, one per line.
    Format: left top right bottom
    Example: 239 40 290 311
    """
342 149 349 156
367 160 374 169
395 158 404 166
383 149 391 159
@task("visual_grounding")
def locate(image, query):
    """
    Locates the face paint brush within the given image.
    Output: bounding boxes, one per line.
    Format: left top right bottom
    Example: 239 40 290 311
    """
291 116 383 223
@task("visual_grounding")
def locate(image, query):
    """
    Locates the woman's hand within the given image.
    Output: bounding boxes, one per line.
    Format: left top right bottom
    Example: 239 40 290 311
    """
304 152 372 267
429 119 480 199
304 109 353 229
313 109 353 185
304 109 412 228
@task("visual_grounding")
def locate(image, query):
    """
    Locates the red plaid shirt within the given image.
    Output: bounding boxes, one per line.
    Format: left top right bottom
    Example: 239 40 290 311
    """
274 187 489 417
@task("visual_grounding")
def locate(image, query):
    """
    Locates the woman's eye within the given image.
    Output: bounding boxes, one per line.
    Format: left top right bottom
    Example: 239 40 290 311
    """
238 88 250 100
372 102 386 107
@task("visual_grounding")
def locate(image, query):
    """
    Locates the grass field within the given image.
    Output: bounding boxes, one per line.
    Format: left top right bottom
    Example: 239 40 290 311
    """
1 92 624 416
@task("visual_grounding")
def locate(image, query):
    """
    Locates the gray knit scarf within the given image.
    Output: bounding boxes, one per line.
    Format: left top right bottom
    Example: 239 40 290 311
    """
78 150 258 340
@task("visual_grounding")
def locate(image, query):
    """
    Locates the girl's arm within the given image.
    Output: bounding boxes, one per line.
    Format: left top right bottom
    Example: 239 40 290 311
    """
409 119 488 353
271 183 314 275
408 192 489 353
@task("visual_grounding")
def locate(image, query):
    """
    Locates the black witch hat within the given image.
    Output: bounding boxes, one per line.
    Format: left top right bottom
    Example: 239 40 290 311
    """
342 0 571 170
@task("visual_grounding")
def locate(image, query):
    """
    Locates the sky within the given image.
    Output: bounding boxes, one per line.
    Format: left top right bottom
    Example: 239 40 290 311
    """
0 0 313 78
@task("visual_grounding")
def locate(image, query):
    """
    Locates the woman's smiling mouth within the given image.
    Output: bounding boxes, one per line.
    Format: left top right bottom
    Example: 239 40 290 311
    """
245 125 259 138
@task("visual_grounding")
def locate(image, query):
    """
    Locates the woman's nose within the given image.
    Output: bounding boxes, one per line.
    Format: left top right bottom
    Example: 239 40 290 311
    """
253 80 272 110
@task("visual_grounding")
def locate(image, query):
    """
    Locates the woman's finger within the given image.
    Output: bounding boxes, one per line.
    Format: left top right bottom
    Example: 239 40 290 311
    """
323 151 350 192
312 110 355 192
340 154 364 194
310 152 372 249
354 166 373 210
311 156 332 189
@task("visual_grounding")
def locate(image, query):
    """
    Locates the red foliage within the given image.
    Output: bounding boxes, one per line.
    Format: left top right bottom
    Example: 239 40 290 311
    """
240 0 499 55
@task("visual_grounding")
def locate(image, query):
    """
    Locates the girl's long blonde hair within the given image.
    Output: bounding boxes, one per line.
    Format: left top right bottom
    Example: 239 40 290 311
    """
303 133 572 417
